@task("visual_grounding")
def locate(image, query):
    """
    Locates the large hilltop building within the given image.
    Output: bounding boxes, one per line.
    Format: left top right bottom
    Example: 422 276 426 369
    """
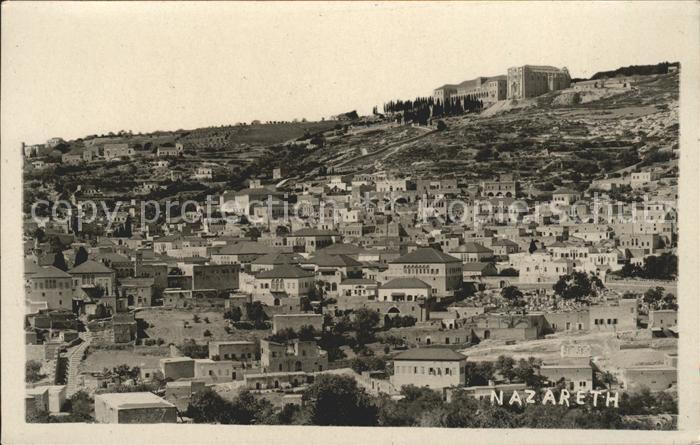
433 64 570 106
433 75 507 107
506 65 571 100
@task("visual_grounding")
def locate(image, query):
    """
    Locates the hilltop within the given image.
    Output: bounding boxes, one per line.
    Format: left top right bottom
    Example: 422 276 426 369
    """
23 71 679 206
305 71 679 193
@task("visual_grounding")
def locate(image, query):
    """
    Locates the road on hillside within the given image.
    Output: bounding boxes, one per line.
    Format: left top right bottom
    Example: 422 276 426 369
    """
333 128 438 171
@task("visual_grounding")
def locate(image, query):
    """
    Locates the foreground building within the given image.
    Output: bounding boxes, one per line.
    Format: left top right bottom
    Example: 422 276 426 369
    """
94 392 177 424
391 348 467 390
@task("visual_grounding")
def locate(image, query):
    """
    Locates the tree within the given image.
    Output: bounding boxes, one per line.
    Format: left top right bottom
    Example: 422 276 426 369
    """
620 262 642 277
377 386 442 426
350 356 386 374
475 147 495 162
304 374 378 426
186 388 233 423
53 251 69 271
224 306 242 322
553 271 603 302
513 357 546 387
245 301 269 326
528 240 538 254
662 292 678 310
298 324 318 341
110 364 140 384
33 227 46 243
26 360 45 383
499 267 519 277
179 339 209 358
495 355 517 382
641 253 677 280
60 390 94 422
352 308 380 346
113 215 133 238
501 286 523 302
464 361 495 386
643 286 665 309
601 370 616 390
384 315 417 329
268 327 298 343
74 246 89 267
244 227 261 241
92 303 109 320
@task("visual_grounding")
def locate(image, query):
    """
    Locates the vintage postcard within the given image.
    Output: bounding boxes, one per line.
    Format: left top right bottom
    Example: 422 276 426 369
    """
1 2 699 444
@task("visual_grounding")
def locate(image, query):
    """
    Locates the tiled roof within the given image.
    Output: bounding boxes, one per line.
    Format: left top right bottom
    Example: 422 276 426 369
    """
291 228 340 237
214 241 280 256
462 262 493 272
251 252 303 265
340 278 378 286
68 260 114 274
450 242 493 254
391 247 461 264
95 252 131 263
24 260 43 275
31 265 72 279
257 265 314 279
316 243 365 256
154 234 182 243
307 253 362 268
380 278 430 289
492 238 519 247
393 348 467 362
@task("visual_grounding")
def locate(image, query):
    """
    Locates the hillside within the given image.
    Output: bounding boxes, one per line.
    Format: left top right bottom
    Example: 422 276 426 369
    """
299 71 680 193
24 72 678 205
589 61 679 80
181 120 342 146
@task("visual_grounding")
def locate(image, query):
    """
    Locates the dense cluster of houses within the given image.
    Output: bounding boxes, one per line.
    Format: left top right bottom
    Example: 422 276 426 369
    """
24 164 677 423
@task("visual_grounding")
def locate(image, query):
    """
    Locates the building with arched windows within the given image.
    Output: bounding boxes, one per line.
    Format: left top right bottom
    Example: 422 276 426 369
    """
507 65 571 100
433 75 507 107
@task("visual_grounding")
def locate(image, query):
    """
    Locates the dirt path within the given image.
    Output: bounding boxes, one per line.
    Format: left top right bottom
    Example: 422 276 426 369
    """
333 129 437 170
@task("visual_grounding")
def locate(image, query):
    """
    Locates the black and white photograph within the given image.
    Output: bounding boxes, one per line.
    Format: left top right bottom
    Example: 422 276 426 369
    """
2 2 699 444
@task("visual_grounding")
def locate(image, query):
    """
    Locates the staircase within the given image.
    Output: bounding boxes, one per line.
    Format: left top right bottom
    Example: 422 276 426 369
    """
65 332 93 396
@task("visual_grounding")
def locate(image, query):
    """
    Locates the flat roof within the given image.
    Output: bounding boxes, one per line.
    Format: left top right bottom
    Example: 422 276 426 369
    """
273 313 323 318
463 383 527 391
209 340 255 345
96 392 176 409
160 357 195 363
393 348 467 362
246 371 307 378
624 366 677 371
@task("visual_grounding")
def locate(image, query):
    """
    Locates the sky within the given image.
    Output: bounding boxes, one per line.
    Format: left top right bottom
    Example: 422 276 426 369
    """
1 1 696 145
